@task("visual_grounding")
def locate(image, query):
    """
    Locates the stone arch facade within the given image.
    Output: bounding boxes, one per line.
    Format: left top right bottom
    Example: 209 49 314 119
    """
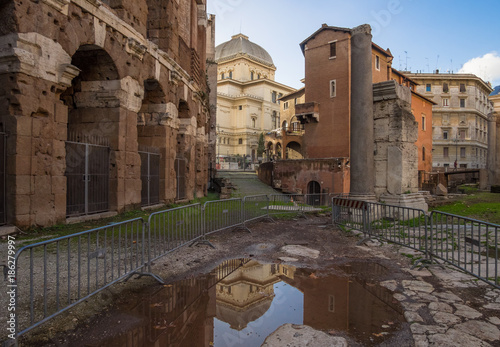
0 0 215 227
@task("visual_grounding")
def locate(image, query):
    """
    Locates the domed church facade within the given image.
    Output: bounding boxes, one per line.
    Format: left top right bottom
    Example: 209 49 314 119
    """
215 34 295 166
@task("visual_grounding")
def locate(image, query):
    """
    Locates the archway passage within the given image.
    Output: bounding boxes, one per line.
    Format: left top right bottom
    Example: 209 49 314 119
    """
62 45 118 216
307 181 322 206
285 141 303 159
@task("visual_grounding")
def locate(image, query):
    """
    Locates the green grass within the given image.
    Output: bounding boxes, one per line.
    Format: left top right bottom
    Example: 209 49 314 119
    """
430 191 500 225
11 192 220 244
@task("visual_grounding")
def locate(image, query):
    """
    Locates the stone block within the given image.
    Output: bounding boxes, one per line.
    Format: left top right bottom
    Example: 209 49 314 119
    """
14 175 32 195
16 136 32 156
54 102 68 124
436 183 448 196
14 194 31 215
16 116 32 136
51 176 66 195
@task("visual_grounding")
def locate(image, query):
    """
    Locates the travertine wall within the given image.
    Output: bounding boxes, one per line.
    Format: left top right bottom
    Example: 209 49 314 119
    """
373 80 419 197
0 0 215 227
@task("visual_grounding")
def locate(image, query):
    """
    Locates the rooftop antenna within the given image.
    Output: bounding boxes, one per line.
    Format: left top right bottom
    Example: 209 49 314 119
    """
426 57 430 72
436 55 440 71
405 51 408 71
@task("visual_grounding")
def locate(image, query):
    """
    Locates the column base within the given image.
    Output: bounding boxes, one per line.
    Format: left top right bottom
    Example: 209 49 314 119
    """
379 193 428 212
348 193 378 204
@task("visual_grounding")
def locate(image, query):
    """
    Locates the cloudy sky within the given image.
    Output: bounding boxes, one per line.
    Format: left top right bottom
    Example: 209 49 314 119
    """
207 0 500 91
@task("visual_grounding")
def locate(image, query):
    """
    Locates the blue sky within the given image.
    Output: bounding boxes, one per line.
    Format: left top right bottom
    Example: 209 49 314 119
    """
207 0 500 90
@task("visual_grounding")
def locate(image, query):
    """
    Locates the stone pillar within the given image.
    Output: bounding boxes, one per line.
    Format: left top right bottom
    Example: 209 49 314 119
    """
350 24 375 200
487 113 498 187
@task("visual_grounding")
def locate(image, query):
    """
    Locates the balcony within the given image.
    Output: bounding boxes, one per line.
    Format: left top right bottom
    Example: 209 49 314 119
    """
295 102 320 123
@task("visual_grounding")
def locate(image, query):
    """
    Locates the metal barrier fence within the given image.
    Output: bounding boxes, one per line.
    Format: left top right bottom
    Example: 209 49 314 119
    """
428 211 498 288
332 198 499 289
242 195 272 229
13 218 146 337
203 198 243 236
147 204 203 267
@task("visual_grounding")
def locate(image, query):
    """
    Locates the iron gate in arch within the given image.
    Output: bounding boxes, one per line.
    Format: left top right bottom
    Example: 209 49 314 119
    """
175 157 187 200
65 139 110 217
139 150 160 206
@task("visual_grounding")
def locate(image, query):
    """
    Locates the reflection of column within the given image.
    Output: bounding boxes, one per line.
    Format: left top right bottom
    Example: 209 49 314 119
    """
487 113 498 187
350 24 375 198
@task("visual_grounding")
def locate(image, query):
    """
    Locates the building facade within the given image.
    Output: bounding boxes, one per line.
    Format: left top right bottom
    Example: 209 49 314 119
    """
407 73 493 170
215 34 295 165
0 0 216 227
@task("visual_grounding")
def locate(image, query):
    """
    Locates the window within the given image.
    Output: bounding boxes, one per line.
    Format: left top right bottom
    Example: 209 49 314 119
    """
238 105 242 110
460 83 466 93
422 147 426 161
444 163 450 168
294 98 298 105
443 147 449 157
443 131 448 139
221 73 225 79
252 118 256 128
272 91 277 103
283 102 289 110
229 71 232 79
421 115 426 131
251 71 254 80
426 84 431 92
258 74 261 79
330 80 336 98
443 83 449 93
460 99 465 108
442 98 449 107
329 41 337 58
460 147 466 158
375 55 380 70
238 138 243 144
459 130 466 140
272 111 277 128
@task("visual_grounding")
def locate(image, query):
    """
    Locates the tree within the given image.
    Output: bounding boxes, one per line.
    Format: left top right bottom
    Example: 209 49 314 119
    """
257 133 265 158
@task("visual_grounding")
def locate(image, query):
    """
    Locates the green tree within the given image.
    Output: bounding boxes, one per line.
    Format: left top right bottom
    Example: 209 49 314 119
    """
257 133 265 158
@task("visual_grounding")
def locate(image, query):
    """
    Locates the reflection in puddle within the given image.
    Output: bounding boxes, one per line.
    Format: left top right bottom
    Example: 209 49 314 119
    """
56 259 404 346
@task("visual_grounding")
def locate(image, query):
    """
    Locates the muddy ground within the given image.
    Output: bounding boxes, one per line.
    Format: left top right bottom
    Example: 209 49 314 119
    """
12 213 499 347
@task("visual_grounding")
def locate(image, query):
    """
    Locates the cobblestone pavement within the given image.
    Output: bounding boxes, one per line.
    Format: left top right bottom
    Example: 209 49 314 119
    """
217 170 282 197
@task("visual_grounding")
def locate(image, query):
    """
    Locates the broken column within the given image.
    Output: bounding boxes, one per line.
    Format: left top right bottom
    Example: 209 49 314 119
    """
350 24 376 201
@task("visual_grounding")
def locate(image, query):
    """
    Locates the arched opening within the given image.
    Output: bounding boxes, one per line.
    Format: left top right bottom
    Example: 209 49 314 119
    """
286 141 303 159
176 99 191 200
137 78 167 206
307 181 322 206
61 45 120 217
276 142 282 159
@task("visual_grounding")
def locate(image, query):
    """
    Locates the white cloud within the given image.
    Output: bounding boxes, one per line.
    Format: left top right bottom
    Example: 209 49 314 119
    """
459 52 500 86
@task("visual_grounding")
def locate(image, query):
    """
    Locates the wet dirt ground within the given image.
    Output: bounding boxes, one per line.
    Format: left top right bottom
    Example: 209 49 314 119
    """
17 213 500 346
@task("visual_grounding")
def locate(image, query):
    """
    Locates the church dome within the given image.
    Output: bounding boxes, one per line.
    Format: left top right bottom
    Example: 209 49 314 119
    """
215 34 274 67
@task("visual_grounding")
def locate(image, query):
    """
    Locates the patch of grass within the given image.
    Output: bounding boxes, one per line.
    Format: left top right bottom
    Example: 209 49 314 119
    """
11 192 220 244
431 192 500 225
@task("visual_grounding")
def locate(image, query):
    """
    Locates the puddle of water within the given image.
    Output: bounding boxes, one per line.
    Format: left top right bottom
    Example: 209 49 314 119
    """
52 259 404 346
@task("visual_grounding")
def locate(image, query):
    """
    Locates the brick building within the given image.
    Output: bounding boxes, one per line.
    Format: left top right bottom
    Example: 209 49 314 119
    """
259 24 432 208
0 0 216 227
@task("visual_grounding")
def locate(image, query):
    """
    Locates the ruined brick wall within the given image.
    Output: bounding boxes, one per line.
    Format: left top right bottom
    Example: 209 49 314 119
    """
0 0 212 227
373 81 419 198
272 159 349 195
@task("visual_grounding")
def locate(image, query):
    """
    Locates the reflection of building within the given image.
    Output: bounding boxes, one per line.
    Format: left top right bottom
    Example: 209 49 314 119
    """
216 260 296 330
215 34 295 163
407 73 493 170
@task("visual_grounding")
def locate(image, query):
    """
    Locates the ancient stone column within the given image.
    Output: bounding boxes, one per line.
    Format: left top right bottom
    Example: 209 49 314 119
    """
487 113 498 187
350 24 375 199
